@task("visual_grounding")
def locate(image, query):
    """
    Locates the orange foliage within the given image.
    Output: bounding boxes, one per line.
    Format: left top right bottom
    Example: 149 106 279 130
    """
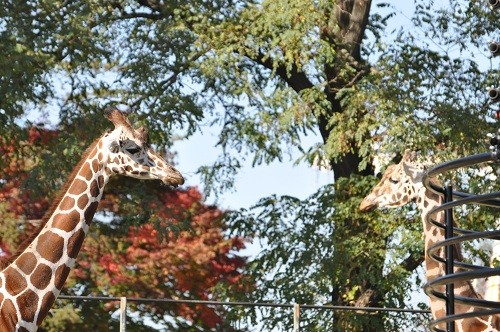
73 187 248 328
0 127 55 221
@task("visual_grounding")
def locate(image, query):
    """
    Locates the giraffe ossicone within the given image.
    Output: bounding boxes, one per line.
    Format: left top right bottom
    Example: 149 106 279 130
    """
360 150 500 332
0 108 184 331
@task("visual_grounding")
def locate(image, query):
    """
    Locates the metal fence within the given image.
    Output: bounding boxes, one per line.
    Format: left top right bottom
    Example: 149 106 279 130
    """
56 295 431 331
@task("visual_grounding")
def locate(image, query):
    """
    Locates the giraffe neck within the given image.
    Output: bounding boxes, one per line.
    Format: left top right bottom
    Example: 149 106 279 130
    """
0 138 109 331
416 186 484 329
417 187 449 284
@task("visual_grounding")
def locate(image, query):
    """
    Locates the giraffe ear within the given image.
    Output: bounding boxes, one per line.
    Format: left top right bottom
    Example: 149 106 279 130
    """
137 126 149 143
401 150 417 163
402 159 424 181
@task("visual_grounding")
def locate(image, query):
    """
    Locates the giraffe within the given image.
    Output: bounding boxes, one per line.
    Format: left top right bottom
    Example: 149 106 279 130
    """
0 108 184 331
359 150 500 332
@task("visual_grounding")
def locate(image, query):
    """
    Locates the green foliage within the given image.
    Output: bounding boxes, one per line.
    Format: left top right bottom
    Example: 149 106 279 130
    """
1 0 497 182
227 175 428 331
356 0 497 162
0 203 21 252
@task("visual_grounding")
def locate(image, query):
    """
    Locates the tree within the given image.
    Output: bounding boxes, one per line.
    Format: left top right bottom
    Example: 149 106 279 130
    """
1 0 498 330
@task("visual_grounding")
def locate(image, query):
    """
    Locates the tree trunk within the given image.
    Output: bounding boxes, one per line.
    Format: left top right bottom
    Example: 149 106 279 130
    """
318 2 386 331
319 0 374 180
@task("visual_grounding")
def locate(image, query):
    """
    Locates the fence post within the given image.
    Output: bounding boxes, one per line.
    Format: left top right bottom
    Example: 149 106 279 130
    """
444 185 455 332
293 303 300 332
120 297 127 332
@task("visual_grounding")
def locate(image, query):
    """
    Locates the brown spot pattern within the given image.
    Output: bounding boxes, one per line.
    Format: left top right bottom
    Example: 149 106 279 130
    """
67 229 86 259
52 211 81 232
98 175 104 188
30 263 52 290
36 232 64 263
81 162 93 181
68 179 87 196
77 194 89 210
1 299 17 330
54 265 70 290
89 179 100 198
37 292 55 325
4 267 27 296
465 319 487 332
92 159 99 173
16 253 37 275
84 201 99 225
59 196 75 211
17 289 39 322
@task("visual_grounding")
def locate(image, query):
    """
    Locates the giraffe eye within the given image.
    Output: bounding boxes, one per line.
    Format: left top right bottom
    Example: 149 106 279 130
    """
126 147 141 155
389 178 399 184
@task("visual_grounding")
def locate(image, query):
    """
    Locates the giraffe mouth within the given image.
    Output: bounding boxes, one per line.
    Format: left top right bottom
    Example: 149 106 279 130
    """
162 173 185 187
359 199 377 212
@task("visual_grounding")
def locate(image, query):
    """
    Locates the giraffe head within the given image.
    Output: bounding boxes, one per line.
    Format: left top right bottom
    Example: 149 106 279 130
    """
359 150 425 212
102 108 185 186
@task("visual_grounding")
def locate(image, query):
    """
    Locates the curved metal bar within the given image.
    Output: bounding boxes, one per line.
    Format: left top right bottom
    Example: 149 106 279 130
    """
425 267 500 302
424 192 500 234
423 152 500 208
453 260 494 271
432 192 500 213
451 190 500 208
427 230 500 265
429 309 500 332
423 191 500 235
424 152 494 186
425 285 500 310
420 151 499 330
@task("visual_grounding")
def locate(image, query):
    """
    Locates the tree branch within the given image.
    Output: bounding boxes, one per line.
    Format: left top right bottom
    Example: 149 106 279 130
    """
253 50 314 93
400 252 425 273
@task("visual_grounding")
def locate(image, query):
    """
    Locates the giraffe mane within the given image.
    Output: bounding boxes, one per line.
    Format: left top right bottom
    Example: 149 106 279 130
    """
0 132 107 269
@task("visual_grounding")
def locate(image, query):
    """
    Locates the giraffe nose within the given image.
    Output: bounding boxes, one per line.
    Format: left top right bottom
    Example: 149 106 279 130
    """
169 174 185 187
359 197 377 212
163 167 185 187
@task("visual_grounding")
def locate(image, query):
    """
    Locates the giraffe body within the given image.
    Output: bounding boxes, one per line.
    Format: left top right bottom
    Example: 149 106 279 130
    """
0 109 184 331
359 151 500 332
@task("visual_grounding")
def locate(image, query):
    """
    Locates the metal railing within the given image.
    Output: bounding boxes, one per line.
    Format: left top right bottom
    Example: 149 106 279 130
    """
422 152 500 332
56 295 431 331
